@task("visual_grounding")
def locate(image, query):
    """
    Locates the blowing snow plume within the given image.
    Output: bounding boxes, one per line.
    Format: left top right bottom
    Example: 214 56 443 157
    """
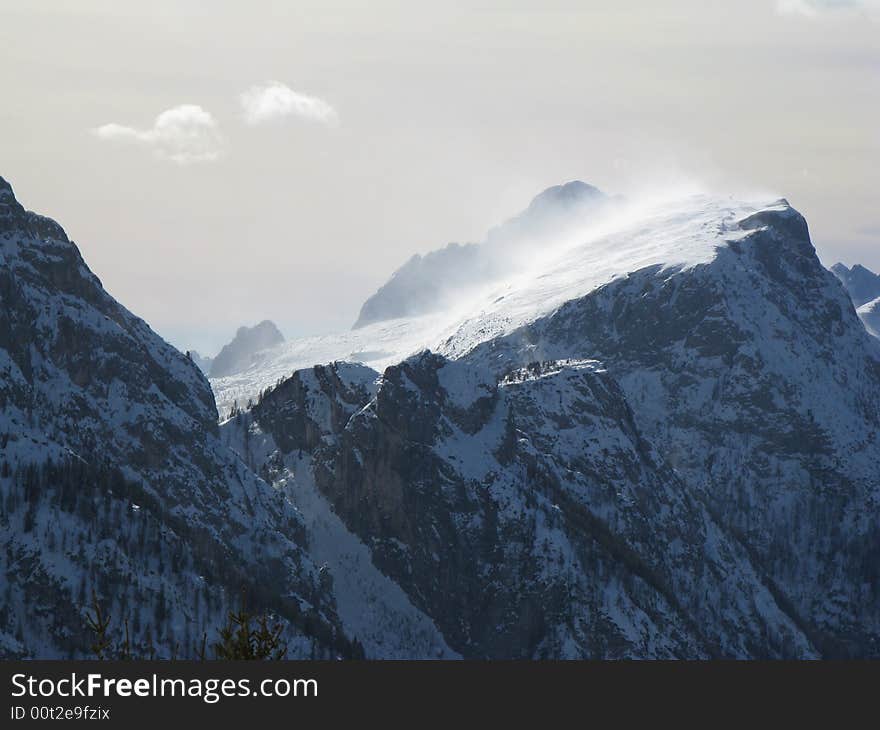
353 181 608 328
211 179 779 415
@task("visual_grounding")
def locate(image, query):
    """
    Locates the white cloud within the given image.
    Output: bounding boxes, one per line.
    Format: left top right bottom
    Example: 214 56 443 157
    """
776 0 878 16
94 104 224 163
239 82 339 126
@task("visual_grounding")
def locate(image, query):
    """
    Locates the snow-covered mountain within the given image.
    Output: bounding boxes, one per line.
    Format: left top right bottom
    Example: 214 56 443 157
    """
229 356 817 657
215 183 880 657
460 204 880 656
0 176 357 658
211 190 819 414
6 171 880 658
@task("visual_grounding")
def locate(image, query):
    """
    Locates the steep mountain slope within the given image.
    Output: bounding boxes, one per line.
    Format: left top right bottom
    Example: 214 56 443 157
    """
831 262 880 308
0 176 354 658
221 187 880 658
10 167 873 658
220 363 458 659
353 181 606 328
230 356 814 657
461 203 880 656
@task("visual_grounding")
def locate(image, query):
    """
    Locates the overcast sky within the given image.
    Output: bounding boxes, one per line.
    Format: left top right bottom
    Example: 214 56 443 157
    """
1 0 877 353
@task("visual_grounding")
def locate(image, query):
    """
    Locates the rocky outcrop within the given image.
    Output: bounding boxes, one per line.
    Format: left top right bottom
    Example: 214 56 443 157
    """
239 354 815 658
319 354 818 657
221 362 460 659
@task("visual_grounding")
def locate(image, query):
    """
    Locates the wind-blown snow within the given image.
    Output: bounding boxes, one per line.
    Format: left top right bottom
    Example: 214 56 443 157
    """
857 296 880 338
212 192 786 415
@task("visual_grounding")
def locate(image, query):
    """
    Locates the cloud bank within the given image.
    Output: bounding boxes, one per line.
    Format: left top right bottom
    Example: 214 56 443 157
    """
94 105 224 163
240 82 339 126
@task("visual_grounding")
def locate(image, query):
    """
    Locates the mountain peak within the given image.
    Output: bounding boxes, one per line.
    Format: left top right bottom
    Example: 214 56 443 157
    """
525 180 604 212
353 180 607 328
0 175 14 199
0 173 68 243
830 261 880 307
737 199 811 249
0 175 23 216
210 320 285 379
496 180 606 240
236 319 281 339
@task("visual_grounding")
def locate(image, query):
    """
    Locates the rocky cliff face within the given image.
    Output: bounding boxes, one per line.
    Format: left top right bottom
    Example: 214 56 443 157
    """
220 363 457 659
329 355 821 657
462 203 880 656
0 176 352 658
233 352 816 658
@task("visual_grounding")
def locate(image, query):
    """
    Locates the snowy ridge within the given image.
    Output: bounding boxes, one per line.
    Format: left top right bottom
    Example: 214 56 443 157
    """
212 191 785 414
219 362 457 657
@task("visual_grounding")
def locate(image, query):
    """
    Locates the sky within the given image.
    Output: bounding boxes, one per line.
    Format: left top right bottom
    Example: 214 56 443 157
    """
0 0 877 354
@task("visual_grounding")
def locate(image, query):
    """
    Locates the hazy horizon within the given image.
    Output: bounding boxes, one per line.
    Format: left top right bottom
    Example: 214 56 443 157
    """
2 0 877 355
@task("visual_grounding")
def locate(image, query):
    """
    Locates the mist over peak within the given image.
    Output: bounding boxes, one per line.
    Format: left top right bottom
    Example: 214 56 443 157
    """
517 180 604 215
209 320 285 378
353 180 608 329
